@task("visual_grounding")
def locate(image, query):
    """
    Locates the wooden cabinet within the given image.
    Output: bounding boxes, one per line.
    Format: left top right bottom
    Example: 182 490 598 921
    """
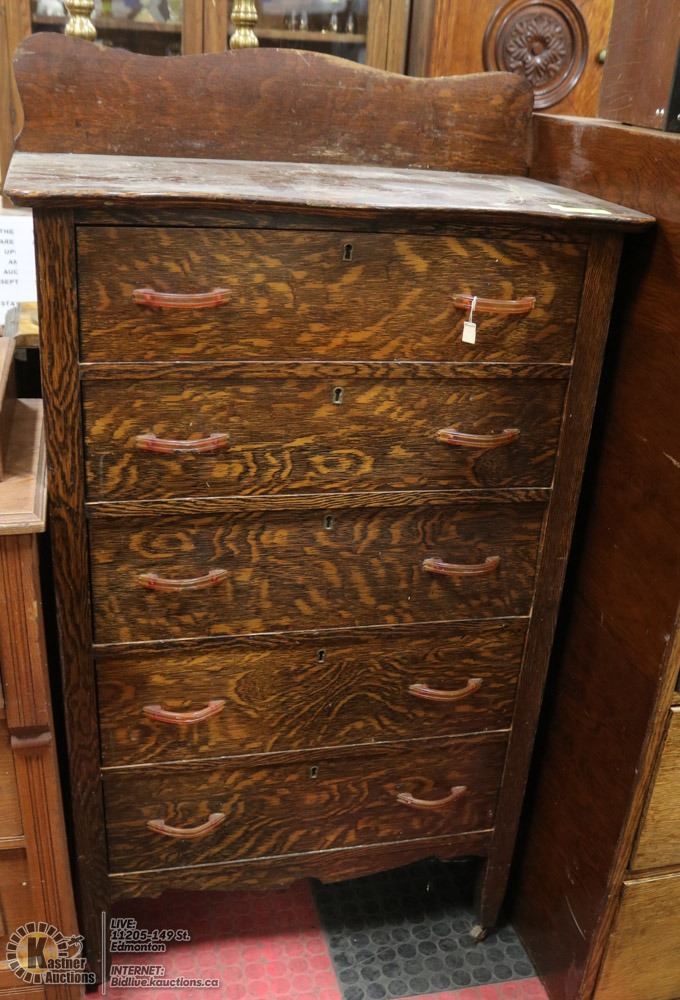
4 33 650 982
0 336 82 998
408 0 614 116
513 115 680 1000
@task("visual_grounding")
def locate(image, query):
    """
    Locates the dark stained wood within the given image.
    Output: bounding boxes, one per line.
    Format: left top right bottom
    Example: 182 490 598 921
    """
477 231 623 929
88 499 546 644
512 115 680 1000
76 227 587 364
12 34 534 174
6 154 654 232
599 0 680 131
108 828 493 900
103 732 507 873
32 209 108 981
82 374 566 500
96 619 526 766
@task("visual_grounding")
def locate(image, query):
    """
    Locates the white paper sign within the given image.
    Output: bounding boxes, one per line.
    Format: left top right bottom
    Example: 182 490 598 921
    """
0 211 37 320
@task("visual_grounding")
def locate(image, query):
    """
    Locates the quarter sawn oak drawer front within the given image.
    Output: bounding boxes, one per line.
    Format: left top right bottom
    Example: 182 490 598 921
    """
96 619 526 766
88 501 545 643
83 376 566 500
103 733 507 874
76 228 586 363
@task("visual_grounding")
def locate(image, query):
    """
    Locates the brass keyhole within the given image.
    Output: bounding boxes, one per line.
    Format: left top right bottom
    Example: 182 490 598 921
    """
333 387 344 405
317 649 326 662
309 765 319 779
343 243 353 261
324 515 335 530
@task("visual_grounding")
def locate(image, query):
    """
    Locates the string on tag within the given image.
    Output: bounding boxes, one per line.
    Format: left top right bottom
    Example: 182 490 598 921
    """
462 294 478 345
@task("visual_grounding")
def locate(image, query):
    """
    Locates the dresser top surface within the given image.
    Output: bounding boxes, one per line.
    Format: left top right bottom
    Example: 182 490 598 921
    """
5 153 653 231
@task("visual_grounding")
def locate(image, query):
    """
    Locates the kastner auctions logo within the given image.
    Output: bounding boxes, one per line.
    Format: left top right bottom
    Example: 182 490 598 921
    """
6 922 95 986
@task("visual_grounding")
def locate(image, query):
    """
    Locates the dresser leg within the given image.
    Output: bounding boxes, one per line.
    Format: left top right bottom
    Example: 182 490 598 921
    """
474 856 509 932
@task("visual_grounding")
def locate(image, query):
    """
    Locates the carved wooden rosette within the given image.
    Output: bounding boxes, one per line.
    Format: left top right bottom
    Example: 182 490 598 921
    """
483 0 587 109
64 0 97 40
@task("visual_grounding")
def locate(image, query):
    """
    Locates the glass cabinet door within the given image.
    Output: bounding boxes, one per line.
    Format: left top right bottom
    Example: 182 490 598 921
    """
30 0 203 55
247 0 409 71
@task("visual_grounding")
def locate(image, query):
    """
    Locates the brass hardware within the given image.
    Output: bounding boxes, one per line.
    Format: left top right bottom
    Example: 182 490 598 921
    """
309 765 319 779
343 242 354 261
64 0 97 40
324 515 335 530
230 0 259 48
333 387 344 404
597 48 607 64
317 649 326 662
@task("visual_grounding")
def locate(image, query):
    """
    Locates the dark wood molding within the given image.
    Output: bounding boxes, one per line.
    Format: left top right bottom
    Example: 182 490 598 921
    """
33 209 109 979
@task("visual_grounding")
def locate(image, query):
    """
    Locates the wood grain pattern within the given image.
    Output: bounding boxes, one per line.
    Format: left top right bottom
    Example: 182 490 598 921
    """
594 872 680 1000
83 375 566 500
103 733 507 873
0 720 21 838
598 0 680 130
76 227 586 364
477 232 623 929
6 155 653 231
12 34 534 174
631 706 680 872
96 619 526 766
88 499 546 643
108 827 492 900
33 209 107 980
513 115 677 1000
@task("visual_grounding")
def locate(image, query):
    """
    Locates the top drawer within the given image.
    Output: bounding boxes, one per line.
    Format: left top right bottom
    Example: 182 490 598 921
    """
76 227 586 363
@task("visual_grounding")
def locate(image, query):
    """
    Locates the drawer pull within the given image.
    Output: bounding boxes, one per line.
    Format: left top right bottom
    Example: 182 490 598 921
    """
137 569 228 592
132 287 231 310
396 785 467 810
135 432 230 455
408 678 483 703
147 813 226 839
453 294 536 316
436 427 520 449
142 700 226 725
423 555 500 578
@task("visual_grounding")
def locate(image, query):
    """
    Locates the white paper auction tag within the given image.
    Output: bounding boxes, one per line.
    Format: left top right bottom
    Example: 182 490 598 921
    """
462 320 477 344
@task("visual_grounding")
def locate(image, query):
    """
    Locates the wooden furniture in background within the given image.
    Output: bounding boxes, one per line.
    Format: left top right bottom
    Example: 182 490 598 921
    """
599 0 680 131
513 114 680 1000
5 33 650 982
0 330 82 999
408 0 613 116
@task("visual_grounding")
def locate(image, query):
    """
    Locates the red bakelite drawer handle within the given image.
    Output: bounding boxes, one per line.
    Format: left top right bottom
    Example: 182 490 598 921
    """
135 432 230 455
452 294 536 316
142 700 226 725
137 568 228 592
132 287 231 309
147 813 226 839
396 785 467 810
436 428 520 449
408 678 483 703
423 555 500 578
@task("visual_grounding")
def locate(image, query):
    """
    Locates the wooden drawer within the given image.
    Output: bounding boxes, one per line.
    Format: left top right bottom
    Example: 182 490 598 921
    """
0 849 34 972
103 732 506 874
631 706 680 872
83 375 566 501
96 619 526 766
595 872 680 1000
76 228 586 363
88 499 545 643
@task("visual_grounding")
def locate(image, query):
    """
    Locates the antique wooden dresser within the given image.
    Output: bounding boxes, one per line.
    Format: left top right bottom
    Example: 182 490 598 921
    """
5 34 651 979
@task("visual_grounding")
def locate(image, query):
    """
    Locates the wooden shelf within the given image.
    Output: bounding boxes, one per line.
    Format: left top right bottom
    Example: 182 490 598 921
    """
257 28 366 44
32 13 182 33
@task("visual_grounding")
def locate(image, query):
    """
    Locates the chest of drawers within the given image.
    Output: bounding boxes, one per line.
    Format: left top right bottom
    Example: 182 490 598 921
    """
5 34 652 980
